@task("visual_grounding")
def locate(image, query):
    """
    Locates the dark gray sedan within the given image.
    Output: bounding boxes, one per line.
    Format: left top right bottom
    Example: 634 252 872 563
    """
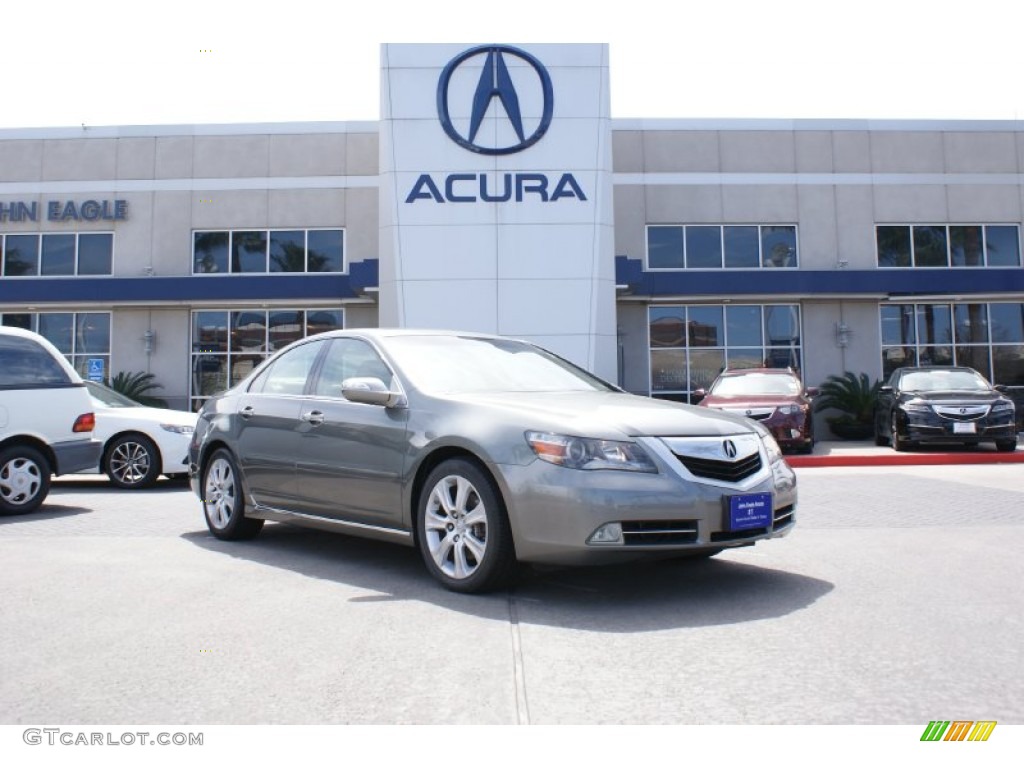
189 330 797 593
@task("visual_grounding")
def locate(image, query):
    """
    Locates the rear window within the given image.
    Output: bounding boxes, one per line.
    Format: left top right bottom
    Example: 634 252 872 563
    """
0 335 73 388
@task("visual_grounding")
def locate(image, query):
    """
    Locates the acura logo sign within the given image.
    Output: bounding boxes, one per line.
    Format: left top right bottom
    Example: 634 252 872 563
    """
723 440 738 459
437 45 554 155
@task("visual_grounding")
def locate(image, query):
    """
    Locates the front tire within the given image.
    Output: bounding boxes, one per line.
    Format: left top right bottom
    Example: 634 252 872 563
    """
105 434 161 489
202 448 263 540
995 438 1018 453
874 413 889 446
891 413 910 452
0 445 51 515
416 458 517 594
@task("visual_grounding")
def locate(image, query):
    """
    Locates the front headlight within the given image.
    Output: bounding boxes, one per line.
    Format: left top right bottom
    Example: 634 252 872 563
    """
759 432 784 464
902 401 931 413
991 400 1015 413
161 423 195 434
525 431 657 473
778 404 802 415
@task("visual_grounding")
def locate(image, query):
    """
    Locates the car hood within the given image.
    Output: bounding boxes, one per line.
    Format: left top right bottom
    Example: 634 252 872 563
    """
701 395 801 409
447 391 758 438
901 390 1001 404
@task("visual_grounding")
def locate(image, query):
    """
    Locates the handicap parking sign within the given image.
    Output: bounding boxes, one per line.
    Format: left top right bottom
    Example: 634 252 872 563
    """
87 358 105 382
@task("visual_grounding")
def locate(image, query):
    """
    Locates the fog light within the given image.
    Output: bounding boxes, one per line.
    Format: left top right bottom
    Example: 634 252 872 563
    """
790 429 801 438
588 522 623 545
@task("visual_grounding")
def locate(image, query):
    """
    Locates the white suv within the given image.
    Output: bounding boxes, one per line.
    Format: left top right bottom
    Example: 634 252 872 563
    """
0 326 102 514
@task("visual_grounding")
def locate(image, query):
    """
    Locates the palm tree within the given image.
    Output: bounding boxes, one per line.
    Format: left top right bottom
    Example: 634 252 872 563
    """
814 371 882 438
108 371 169 408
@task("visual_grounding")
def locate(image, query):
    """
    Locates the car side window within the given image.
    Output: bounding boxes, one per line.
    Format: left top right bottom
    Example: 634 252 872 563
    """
248 340 324 396
0 335 72 388
312 339 392 398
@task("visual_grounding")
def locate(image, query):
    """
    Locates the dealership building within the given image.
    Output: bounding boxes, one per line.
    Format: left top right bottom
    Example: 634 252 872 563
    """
2 43 1023 425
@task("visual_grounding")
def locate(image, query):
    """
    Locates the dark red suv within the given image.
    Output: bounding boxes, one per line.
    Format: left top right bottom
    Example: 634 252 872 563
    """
697 368 818 454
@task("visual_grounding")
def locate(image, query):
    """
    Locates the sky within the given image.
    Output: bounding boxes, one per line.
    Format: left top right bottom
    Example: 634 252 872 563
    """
3 0 1023 129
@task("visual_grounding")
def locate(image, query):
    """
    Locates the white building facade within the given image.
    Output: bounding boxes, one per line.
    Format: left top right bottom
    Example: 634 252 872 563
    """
1 43 1022 428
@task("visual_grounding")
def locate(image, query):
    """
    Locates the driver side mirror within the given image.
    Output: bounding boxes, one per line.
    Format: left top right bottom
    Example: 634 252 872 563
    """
340 377 405 408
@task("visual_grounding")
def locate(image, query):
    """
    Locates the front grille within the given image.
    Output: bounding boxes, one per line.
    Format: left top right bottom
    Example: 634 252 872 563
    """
723 407 774 421
933 405 989 421
621 520 699 546
675 452 763 483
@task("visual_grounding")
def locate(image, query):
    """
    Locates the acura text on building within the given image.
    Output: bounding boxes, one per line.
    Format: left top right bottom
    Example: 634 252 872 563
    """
406 45 586 205
405 172 586 203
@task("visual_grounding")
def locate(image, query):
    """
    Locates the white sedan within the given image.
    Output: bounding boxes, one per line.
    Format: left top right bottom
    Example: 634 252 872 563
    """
84 380 197 489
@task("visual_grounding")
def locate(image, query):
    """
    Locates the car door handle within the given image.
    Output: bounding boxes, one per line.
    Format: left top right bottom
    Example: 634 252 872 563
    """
239 405 255 419
301 410 325 426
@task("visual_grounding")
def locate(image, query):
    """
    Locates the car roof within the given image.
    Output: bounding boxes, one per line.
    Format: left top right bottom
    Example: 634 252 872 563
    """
717 368 799 377
892 366 978 373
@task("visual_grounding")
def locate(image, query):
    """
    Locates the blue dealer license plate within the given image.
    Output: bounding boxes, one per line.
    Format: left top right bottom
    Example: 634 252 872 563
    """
728 493 772 531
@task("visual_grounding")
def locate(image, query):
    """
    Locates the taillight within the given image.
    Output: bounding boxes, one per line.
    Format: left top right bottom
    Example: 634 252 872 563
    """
73 413 95 433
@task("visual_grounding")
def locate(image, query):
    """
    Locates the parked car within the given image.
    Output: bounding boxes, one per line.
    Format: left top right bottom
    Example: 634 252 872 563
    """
189 329 797 593
0 326 101 514
696 368 818 454
874 365 1017 452
84 380 196 488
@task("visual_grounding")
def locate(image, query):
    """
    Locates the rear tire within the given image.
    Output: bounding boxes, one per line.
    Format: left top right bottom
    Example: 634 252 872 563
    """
202 448 263 540
416 458 517 593
0 445 51 515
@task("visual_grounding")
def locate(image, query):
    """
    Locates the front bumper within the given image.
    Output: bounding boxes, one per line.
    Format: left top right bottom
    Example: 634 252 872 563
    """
903 410 1016 444
494 438 797 565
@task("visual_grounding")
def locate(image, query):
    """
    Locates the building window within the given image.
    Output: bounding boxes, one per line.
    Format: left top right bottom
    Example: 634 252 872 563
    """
193 229 345 274
646 225 798 270
190 308 344 410
1 311 111 378
649 304 802 401
881 302 1024 385
0 233 113 276
876 225 1021 268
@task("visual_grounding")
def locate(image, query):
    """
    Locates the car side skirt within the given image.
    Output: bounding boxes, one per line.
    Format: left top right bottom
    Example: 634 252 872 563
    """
247 503 415 547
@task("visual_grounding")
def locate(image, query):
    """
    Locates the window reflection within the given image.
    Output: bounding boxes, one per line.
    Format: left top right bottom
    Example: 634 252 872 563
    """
649 304 802 400
882 302 1024 383
190 308 344 410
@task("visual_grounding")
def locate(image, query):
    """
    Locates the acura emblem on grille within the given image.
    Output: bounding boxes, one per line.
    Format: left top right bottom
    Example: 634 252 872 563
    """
745 409 753 416
960 407 967 414
723 440 738 459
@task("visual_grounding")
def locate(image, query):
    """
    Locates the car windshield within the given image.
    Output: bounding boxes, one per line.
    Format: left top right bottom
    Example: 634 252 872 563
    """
901 369 991 392
710 373 801 396
382 335 616 395
84 380 141 408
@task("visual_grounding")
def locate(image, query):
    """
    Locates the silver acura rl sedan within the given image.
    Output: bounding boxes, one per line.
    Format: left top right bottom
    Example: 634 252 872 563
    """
189 330 796 593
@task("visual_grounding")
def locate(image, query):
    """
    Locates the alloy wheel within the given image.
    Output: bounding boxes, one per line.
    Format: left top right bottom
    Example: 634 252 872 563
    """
109 440 152 486
423 474 489 580
204 456 238 529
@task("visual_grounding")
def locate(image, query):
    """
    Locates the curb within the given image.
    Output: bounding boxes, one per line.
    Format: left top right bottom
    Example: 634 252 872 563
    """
787 451 1024 468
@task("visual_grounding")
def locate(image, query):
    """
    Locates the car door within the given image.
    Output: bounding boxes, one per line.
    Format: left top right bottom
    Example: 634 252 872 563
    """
234 339 327 510
293 337 409 527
